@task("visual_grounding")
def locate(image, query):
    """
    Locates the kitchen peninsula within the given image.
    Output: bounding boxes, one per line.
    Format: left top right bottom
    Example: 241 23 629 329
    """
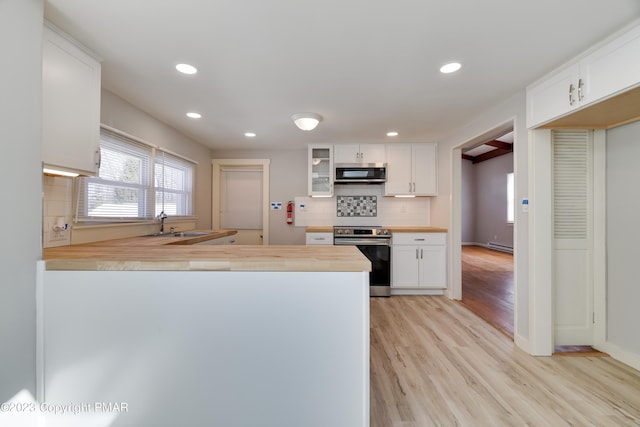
39 234 371 427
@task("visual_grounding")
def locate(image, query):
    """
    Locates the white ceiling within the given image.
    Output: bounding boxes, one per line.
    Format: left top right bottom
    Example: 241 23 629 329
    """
44 1 640 151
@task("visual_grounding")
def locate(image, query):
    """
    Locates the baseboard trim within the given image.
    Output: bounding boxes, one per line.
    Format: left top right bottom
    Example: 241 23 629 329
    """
594 342 640 372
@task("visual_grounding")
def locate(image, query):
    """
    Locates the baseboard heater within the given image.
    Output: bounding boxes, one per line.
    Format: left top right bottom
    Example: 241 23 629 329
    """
486 242 513 253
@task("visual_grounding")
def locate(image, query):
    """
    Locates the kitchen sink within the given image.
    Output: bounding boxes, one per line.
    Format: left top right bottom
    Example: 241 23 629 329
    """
148 231 213 237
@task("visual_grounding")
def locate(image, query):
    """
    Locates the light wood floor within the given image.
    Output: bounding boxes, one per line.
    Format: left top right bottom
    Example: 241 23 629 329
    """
460 245 514 339
370 296 640 426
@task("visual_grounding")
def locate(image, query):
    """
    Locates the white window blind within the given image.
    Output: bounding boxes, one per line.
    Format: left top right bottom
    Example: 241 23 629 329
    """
76 128 195 222
155 150 195 218
76 130 153 221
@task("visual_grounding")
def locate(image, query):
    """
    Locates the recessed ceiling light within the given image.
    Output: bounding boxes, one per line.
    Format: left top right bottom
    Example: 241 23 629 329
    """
386 131 399 137
186 112 202 119
245 132 256 138
440 62 462 74
176 63 198 75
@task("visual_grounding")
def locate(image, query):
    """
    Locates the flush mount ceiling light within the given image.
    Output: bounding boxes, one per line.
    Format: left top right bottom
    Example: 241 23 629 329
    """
186 112 202 119
386 131 399 137
291 113 322 131
244 132 256 138
176 63 198 75
440 62 462 74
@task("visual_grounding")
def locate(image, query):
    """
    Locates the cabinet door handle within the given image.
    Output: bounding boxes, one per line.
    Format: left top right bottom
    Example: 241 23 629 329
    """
420 248 424 259
569 83 575 106
412 182 416 193
578 78 584 101
409 182 412 192
95 149 101 169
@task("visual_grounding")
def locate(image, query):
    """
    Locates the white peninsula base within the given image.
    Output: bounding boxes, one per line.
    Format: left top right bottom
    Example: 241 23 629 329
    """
37 264 370 427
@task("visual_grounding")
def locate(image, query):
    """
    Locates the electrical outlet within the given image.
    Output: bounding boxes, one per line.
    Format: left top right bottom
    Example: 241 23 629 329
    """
49 220 67 241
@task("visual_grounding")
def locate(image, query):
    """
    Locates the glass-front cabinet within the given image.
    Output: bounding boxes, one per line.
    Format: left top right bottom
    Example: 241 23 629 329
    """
308 145 333 196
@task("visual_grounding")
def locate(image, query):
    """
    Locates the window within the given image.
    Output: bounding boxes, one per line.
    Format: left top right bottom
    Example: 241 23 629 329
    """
507 172 514 223
75 127 195 222
155 150 194 217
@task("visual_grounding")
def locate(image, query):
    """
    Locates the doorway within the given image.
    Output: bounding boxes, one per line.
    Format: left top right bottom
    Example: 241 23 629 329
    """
459 130 514 338
450 122 515 338
211 159 270 245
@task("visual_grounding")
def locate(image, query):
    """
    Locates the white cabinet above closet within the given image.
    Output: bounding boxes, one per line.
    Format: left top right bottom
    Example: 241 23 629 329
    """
527 22 640 128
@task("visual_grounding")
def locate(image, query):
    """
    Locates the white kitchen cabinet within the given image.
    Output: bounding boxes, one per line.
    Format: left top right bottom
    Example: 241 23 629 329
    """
305 232 333 245
308 145 333 196
334 144 385 164
193 234 237 245
42 23 102 175
392 232 446 289
527 22 640 128
385 143 437 196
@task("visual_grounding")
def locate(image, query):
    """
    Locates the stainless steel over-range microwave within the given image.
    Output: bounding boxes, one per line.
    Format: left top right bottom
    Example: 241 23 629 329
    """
334 163 387 184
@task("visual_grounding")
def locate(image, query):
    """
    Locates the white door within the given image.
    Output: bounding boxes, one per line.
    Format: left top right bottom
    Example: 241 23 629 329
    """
552 130 593 345
220 168 263 245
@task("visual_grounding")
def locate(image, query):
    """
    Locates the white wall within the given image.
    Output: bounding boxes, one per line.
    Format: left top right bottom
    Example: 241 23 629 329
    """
462 153 514 247
0 0 43 403
101 89 212 229
436 91 530 346
606 120 640 357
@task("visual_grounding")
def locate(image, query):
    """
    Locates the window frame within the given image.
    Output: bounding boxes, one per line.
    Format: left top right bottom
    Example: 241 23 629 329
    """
507 171 515 224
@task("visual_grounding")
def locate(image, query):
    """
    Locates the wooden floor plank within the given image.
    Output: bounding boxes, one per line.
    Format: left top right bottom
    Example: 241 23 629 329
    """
370 296 640 427
460 245 514 339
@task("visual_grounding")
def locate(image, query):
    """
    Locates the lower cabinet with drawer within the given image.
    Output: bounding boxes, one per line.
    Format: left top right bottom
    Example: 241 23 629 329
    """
305 232 333 245
194 235 237 245
391 232 446 292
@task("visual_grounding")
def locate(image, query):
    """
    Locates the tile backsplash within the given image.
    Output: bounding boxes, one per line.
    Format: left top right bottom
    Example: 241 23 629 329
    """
43 175 73 248
336 196 377 217
295 184 431 227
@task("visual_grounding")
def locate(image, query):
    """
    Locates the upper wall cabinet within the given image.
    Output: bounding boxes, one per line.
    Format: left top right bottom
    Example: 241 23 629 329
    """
527 22 640 128
334 144 385 164
385 143 437 196
42 23 102 175
308 145 333 196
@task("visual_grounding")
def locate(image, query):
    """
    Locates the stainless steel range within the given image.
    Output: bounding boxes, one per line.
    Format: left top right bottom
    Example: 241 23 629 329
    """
333 226 391 297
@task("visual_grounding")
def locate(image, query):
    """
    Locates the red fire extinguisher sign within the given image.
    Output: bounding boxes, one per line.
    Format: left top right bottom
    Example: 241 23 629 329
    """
287 201 293 225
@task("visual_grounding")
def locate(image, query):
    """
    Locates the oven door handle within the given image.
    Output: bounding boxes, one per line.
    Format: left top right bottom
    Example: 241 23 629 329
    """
334 239 391 246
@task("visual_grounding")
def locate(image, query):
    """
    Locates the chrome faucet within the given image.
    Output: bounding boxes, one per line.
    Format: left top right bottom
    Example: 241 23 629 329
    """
157 210 168 234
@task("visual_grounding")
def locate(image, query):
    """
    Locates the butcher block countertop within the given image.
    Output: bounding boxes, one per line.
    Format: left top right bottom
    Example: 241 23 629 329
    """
43 230 371 273
386 226 448 233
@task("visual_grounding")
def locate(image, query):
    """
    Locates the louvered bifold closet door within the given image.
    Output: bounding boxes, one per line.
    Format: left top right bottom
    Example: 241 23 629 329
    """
552 130 594 345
